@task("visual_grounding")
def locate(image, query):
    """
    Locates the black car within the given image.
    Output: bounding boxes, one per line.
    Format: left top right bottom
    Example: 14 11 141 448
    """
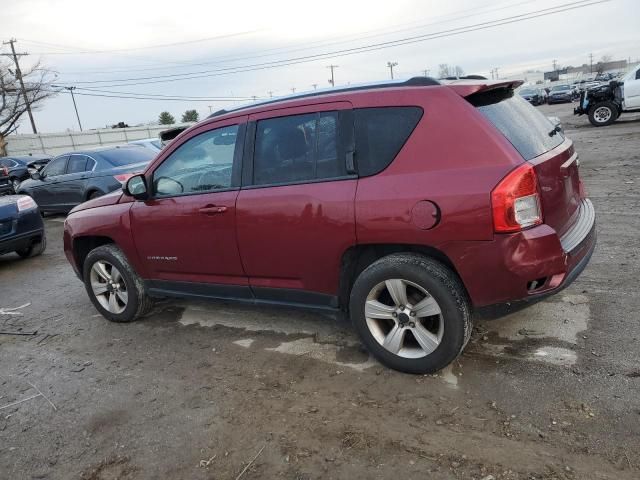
0 154 52 193
518 87 545 106
548 84 574 104
0 195 46 258
17 145 156 214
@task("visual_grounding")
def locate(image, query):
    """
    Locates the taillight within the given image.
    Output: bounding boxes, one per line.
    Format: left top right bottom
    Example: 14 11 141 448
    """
491 163 543 233
16 195 37 212
1 166 8 176
114 173 138 184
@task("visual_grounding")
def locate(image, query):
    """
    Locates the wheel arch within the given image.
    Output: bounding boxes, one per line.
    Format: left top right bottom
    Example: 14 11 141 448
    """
73 235 115 279
338 243 466 312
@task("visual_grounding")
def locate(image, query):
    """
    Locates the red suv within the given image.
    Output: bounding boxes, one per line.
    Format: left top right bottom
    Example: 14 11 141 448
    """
63 77 596 373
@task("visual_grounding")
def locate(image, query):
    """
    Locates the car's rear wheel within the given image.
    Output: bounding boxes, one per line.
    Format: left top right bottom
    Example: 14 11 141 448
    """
83 244 153 322
15 233 46 258
349 253 472 374
10 178 20 193
588 101 618 127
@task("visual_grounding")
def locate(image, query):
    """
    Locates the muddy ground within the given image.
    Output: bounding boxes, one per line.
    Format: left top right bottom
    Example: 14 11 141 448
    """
1 104 639 480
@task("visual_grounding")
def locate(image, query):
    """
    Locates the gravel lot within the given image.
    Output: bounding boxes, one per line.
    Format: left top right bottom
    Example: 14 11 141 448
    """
1 103 639 480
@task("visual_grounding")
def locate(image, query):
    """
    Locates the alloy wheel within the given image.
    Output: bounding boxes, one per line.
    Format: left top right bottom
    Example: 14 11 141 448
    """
89 260 128 314
364 279 443 359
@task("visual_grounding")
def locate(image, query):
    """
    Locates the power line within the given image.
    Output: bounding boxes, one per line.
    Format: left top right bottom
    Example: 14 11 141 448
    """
49 89 257 102
50 0 540 76
59 0 610 88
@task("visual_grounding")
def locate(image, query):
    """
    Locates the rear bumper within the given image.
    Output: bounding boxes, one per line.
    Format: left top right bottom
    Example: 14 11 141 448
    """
0 209 45 255
448 198 596 308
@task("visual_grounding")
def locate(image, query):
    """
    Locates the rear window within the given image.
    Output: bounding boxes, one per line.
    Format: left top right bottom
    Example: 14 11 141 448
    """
470 90 564 160
98 147 156 166
355 107 423 177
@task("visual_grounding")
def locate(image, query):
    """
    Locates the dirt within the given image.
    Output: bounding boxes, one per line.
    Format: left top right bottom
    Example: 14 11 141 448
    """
1 104 640 480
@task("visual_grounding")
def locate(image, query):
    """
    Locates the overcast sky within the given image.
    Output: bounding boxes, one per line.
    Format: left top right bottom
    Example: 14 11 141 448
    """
3 0 639 133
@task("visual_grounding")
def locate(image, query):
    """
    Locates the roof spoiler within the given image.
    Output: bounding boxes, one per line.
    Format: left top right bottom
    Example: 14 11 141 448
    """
443 79 524 98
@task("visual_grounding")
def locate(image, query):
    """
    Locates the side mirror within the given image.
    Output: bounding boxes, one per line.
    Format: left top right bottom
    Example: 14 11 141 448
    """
123 174 148 200
31 171 41 180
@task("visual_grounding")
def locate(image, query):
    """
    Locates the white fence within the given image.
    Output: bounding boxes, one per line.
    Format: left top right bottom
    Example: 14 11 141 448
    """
5 124 192 156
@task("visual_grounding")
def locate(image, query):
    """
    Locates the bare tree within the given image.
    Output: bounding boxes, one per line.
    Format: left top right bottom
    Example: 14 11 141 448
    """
438 64 451 78
0 60 57 154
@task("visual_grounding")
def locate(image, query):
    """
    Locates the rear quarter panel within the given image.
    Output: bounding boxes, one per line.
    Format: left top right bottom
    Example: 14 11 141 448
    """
353 87 523 249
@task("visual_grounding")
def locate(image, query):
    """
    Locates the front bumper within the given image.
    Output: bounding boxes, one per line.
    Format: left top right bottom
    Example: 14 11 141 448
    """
447 199 596 308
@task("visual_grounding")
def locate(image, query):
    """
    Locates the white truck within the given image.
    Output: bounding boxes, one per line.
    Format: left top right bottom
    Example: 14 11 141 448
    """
574 63 640 126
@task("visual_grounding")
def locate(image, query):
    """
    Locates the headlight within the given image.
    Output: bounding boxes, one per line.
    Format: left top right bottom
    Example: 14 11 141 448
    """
16 195 37 212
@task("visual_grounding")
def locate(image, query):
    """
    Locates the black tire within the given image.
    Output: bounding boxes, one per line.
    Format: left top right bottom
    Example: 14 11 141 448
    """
349 253 472 374
10 178 20 194
83 244 153 322
588 101 618 127
15 233 47 258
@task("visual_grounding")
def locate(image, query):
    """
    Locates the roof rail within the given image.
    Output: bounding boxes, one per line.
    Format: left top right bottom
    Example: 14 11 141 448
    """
208 76 440 118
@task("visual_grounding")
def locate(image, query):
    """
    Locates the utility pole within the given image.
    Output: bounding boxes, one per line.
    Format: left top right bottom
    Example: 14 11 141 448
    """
208 105 213 113
251 95 257 102
291 87 296 94
387 61 398 80
422 69 430 77
552 59 557 72
327 65 338 87
311 83 318 90
494 67 499 79
53 85 82 131
2 38 37 133
267 91 273 98
589 53 594 73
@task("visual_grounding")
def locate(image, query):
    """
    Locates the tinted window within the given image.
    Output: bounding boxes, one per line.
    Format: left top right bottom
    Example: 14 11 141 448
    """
153 124 239 197
43 156 68 177
636 69 640 80
0 159 17 168
67 155 88 174
354 107 423 177
471 90 564 161
99 147 155 167
253 111 344 185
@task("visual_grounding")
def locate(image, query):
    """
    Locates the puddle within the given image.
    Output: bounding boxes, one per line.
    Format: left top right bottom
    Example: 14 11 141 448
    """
478 295 590 366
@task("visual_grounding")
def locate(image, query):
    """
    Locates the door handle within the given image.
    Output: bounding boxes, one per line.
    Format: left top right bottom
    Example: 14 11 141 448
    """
199 205 227 215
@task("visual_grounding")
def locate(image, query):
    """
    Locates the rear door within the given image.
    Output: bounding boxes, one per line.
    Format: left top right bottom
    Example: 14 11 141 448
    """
59 154 93 209
236 102 357 304
471 91 581 237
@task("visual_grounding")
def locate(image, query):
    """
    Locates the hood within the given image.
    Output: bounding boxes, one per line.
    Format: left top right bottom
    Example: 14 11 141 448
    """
69 189 123 215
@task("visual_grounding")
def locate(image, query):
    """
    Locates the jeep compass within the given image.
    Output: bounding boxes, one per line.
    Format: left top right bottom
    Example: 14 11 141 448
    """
63 77 596 373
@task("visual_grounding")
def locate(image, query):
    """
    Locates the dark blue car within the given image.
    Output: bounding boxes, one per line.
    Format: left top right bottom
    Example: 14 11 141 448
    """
17 145 156 214
0 154 51 193
0 195 46 258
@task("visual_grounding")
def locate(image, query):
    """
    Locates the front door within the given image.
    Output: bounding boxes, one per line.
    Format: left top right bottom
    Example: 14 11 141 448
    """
59 154 93 210
130 119 248 287
624 67 640 109
31 155 69 210
236 103 357 306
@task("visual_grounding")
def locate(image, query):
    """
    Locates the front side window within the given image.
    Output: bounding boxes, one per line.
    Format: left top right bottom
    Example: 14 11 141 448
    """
153 124 239 197
43 156 68 177
253 111 344 185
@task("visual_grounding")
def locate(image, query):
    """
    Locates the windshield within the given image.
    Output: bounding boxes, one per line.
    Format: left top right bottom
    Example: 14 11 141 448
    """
470 89 564 161
551 85 570 91
519 89 536 95
98 147 156 166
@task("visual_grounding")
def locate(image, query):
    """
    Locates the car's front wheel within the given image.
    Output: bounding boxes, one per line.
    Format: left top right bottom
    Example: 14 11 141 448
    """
83 244 153 322
349 253 472 374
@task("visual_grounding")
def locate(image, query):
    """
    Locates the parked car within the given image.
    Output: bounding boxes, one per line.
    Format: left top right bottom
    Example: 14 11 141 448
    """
128 138 162 153
0 154 52 193
17 145 156 214
547 84 574 103
518 87 546 105
0 167 12 195
0 195 46 258
63 77 596 374
574 63 640 126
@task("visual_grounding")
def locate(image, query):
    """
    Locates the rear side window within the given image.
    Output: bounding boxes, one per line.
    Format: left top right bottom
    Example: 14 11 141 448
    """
354 107 423 177
67 155 88 174
471 90 564 160
253 111 344 185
